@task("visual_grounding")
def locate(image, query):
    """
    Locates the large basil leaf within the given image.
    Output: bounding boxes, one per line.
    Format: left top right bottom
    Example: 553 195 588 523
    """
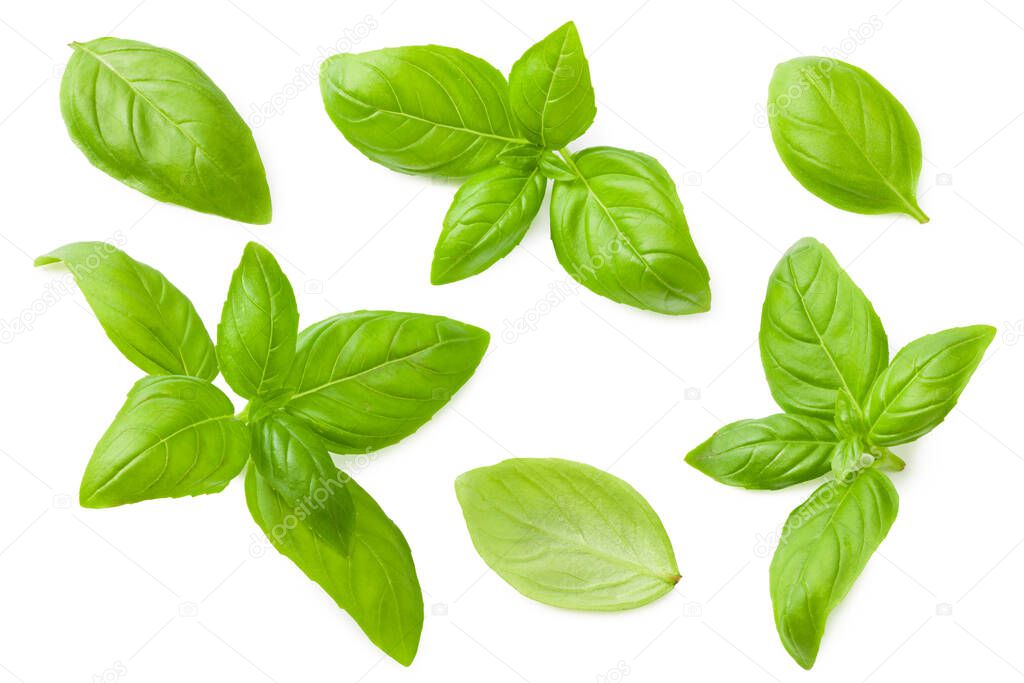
81 376 248 508
685 414 838 490
431 164 546 284
455 458 679 611
60 37 271 224
284 312 489 453
35 242 217 380
246 467 422 665
865 325 995 446
508 21 596 149
768 57 927 223
550 146 710 315
319 46 525 177
760 238 888 418
770 469 898 669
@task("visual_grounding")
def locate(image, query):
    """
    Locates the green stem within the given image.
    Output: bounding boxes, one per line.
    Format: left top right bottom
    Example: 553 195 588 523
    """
871 446 906 472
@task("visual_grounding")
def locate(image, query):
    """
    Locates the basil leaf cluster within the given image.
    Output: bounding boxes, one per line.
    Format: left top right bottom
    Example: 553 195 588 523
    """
685 237 994 669
35 241 491 666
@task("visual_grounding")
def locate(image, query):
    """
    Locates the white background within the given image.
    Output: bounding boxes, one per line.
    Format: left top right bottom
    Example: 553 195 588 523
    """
1 0 1022 681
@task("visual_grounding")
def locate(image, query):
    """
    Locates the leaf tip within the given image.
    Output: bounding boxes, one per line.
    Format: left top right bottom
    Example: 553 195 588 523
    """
33 254 59 267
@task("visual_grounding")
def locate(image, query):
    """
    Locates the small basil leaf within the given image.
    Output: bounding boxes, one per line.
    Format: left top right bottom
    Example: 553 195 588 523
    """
455 458 679 611
496 143 542 169
431 165 546 285
770 469 898 669
834 389 867 439
61 38 271 224
284 312 489 453
865 325 995 446
768 57 927 223
537 150 576 181
830 438 869 479
35 242 217 380
760 238 888 419
550 146 710 315
685 414 838 490
81 376 248 508
508 21 596 148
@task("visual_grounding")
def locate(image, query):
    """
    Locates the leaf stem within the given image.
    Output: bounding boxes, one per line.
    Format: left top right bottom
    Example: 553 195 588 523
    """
871 447 906 472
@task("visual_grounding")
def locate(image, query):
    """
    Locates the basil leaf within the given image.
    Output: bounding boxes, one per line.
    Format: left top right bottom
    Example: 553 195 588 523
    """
455 458 679 611
768 57 927 223
685 414 838 490
60 37 271 224
760 238 887 418
550 146 710 315
496 143 542 169
865 325 995 446
35 242 217 380
320 46 525 177
770 469 898 669
537 150 576 181
81 376 248 508
285 312 489 453
834 389 867 439
830 438 867 479
508 21 596 149
246 467 422 665
217 242 298 400
431 165 546 284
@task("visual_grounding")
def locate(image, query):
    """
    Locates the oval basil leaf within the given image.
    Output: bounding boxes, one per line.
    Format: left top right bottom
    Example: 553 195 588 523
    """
60 38 271 224
508 21 596 149
770 469 898 669
768 56 927 223
550 146 710 315
431 165 546 284
537 149 576 181
320 46 524 177
760 238 888 419
35 242 217 380
865 325 995 446
496 143 542 170
284 312 489 454
455 458 679 611
685 414 838 490
81 376 248 508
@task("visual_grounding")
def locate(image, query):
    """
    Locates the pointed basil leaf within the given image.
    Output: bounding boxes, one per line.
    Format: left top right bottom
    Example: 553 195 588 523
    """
496 143 542 169
550 146 710 315
35 242 217 380
865 325 995 446
60 38 271 224
81 376 248 508
770 469 898 669
834 389 867 439
455 458 679 611
537 150 576 181
830 438 868 479
760 238 888 419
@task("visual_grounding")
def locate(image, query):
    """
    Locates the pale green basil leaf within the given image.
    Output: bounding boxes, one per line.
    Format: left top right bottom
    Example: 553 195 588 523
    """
760 238 887 418
61 37 271 224
320 46 525 177
35 242 216 380
285 312 489 453
834 389 867 439
508 21 596 148
550 146 710 315
768 57 927 223
431 165 546 284
496 143 542 169
685 414 838 490
455 458 679 611
865 325 995 446
537 149 576 181
830 438 868 479
81 376 248 508
770 469 898 669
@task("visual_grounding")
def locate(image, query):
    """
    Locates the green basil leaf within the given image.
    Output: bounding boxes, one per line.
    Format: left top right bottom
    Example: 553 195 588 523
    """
216 242 298 400
81 376 248 508
431 165 546 284
537 149 576 181
284 312 489 453
830 438 868 479
685 414 838 490
320 46 525 177
550 146 710 315
760 238 887 419
496 143 542 169
246 467 422 665
834 389 867 439
455 458 679 611
770 469 898 669
60 37 271 224
508 21 596 149
768 56 927 223
865 325 995 446
35 242 217 380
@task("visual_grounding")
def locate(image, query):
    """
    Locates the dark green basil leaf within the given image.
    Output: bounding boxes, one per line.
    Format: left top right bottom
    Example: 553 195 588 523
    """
537 150 576 181
60 37 271 224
